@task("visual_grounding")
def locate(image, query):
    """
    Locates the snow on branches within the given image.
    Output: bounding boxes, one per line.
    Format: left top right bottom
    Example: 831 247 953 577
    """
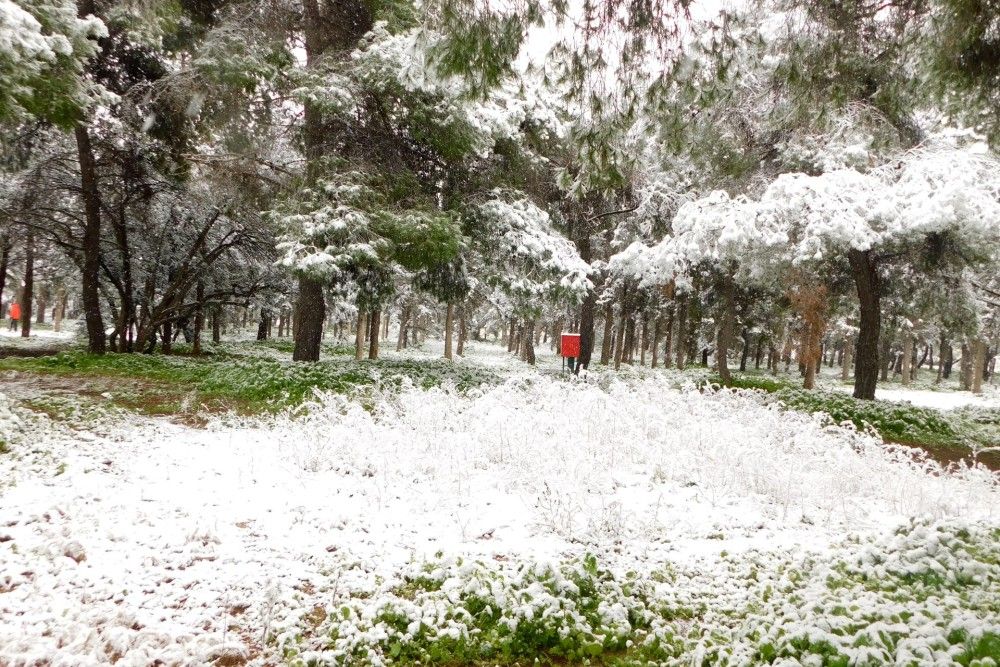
612 145 1000 286
471 194 591 310
0 0 106 123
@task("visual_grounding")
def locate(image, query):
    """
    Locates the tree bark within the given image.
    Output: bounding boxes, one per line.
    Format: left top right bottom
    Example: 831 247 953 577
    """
355 311 366 360
960 342 973 390
972 338 986 394
193 281 205 355
457 303 466 357
0 235 9 314
368 309 380 359
75 125 107 353
848 249 880 400
739 328 751 372
577 288 597 371
901 334 913 386
716 275 735 385
53 288 66 333
522 319 536 365
600 303 613 365
212 306 221 343
650 317 660 368
397 305 409 351
444 302 454 360
20 231 33 338
257 309 270 341
675 295 687 370
292 276 326 361
841 335 854 381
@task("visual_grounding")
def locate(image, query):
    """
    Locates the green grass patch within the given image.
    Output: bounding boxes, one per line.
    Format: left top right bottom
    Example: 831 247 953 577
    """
0 343 500 417
702 373 999 461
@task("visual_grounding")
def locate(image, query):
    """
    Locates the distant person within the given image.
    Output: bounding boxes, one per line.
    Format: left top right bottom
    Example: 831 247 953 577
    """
8 301 20 331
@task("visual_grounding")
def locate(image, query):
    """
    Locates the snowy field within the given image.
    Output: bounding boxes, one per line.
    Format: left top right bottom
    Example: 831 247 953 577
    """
1 348 999 665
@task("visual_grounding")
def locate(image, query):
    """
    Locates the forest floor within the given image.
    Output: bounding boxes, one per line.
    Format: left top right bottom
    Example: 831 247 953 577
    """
1 332 999 665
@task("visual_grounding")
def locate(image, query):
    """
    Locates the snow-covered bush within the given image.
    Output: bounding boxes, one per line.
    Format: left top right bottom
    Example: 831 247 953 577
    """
282 520 1000 666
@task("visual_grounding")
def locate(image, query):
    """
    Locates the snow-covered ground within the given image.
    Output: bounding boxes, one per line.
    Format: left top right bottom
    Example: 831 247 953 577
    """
0 367 997 665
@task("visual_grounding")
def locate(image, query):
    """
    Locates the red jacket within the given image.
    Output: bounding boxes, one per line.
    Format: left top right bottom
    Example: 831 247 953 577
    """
9 302 21 320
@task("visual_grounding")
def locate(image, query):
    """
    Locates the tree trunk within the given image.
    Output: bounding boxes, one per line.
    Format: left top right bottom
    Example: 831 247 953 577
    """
522 319 536 365
614 307 627 371
162 321 173 354
901 334 913 386
292 276 325 361
212 306 221 343
972 338 986 394
662 310 674 368
739 328 751 372
577 289 597 371
600 303 614 365
397 305 409 351
848 249 880 400
675 295 687 369
75 125 107 354
368 309 380 359
960 343 972 390
192 281 205 355
355 311 366 360
257 309 270 341
651 317 660 368
716 275 735 385
35 285 46 324
0 236 9 315
53 288 66 333
20 231 33 338
444 302 454 360
623 315 636 365
457 303 467 357
841 336 854 381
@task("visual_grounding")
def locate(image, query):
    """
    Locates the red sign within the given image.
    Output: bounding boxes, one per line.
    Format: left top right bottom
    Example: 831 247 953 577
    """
561 333 581 358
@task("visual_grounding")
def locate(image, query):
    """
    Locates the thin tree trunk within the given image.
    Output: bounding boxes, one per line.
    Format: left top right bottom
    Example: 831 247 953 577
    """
212 306 221 343
675 295 687 370
901 334 913 386
662 310 674 369
841 336 854 381
848 249 880 400
639 317 648 366
75 125 107 354
53 288 66 332
355 311 366 360
716 275 735 385
368 309 380 359
192 281 204 355
960 342 973 390
600 303 614 365
972 338 986 394
397 305 409 351
522 319 536 365
20 231 33 338
649 315 656 368
0 236 9 313
614 307 627 371
444 302 454 360
739 328 751 372
623 314 636 365
457 303 466 357
257 309 270 341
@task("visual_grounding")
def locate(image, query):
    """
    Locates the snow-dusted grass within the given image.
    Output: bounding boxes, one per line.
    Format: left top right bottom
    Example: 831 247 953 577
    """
1 372 997 665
